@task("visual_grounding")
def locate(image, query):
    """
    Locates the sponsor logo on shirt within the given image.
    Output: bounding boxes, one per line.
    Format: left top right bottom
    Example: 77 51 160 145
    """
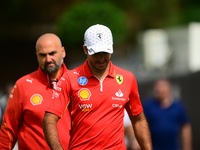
26 78 33 83
52 91 60 99
9 94 13 98
112 89 125 101
78 104 92 112
112 104 123 109
9 85 16 98
73 71 80 76
30 94 43 105
57 81 62 86
60 77 66 81
116 74 123 85
115 89 123 97
78 76 88 86
55 86 61 91
52 81 62 99
78 88 91 101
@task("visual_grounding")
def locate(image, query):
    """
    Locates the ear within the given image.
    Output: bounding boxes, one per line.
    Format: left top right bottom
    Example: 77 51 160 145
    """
62 46 66 58
83 45 88 55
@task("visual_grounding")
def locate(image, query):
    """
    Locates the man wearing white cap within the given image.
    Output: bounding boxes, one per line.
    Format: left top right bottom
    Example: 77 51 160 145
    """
43 24 152 150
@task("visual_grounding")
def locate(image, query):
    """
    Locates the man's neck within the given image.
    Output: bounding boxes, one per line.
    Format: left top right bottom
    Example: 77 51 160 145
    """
90 65 110 82
49 69 61 81
160 97 173 109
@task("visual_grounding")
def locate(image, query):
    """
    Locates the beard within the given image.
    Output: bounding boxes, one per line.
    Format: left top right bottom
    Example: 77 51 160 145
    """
42 59 63 74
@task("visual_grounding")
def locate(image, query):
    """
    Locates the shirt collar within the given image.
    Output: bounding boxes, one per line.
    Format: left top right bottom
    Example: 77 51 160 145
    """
82 59 115 78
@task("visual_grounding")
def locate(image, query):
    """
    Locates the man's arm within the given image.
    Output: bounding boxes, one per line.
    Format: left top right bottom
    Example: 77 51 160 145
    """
129 111 152 150
43 112 63 150
182 123 192 150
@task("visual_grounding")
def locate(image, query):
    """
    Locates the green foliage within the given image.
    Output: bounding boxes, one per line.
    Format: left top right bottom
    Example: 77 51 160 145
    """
56 1 128 49
181 5 200 23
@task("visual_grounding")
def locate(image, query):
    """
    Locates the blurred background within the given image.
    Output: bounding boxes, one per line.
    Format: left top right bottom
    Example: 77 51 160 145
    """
0 0 200 149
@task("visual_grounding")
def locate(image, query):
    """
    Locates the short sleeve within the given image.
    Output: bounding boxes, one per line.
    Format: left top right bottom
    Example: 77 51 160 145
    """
125 74 143 116
178 102 190 125
46 73 70 118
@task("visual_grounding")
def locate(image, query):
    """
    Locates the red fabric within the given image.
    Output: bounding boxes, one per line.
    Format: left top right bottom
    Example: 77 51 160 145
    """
47 60 143 150
0 63 70 150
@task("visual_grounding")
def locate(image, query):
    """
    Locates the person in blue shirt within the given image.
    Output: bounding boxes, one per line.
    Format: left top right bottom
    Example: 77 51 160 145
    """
143 79 192 150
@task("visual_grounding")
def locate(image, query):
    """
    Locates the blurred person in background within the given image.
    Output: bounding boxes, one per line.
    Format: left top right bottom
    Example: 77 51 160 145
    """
143 79 192 150
0 33 71 149
43 24 152 150
0 83 14 123
124 110 141 150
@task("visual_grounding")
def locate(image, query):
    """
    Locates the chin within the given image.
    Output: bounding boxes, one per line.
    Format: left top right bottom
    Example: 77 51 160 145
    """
97 65 107 70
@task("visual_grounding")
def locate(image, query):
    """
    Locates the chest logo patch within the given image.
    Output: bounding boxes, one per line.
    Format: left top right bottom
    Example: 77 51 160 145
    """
116 74 123 85
115 89 123 97
30 94 43 105
78 88 91 101
78 76 88 85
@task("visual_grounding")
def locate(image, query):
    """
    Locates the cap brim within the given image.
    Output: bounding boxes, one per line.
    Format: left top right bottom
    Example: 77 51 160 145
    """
87 44 113 55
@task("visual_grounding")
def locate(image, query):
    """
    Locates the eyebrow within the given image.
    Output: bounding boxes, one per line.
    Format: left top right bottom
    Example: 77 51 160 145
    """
38 50 57 55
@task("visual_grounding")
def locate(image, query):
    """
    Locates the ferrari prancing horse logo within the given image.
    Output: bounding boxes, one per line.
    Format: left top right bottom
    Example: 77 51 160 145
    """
116 75 123 85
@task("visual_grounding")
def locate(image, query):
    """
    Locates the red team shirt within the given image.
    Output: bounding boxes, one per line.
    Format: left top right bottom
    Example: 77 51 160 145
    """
47 60 143 150
0 63 70 150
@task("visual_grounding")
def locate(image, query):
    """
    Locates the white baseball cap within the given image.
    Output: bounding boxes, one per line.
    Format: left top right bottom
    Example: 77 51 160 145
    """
84 24 113 55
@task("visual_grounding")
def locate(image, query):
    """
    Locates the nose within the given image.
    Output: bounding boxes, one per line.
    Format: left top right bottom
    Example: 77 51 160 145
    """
46 54 52 62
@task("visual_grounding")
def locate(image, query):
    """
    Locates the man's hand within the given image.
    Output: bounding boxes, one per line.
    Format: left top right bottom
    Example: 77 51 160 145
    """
129 111 153 150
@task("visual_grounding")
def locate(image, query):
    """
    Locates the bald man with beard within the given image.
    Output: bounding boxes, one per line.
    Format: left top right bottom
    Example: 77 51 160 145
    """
0 33 71 150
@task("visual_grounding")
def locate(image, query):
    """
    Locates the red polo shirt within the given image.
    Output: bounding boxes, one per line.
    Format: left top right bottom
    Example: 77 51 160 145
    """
0 63 70 150
47 60 143 150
